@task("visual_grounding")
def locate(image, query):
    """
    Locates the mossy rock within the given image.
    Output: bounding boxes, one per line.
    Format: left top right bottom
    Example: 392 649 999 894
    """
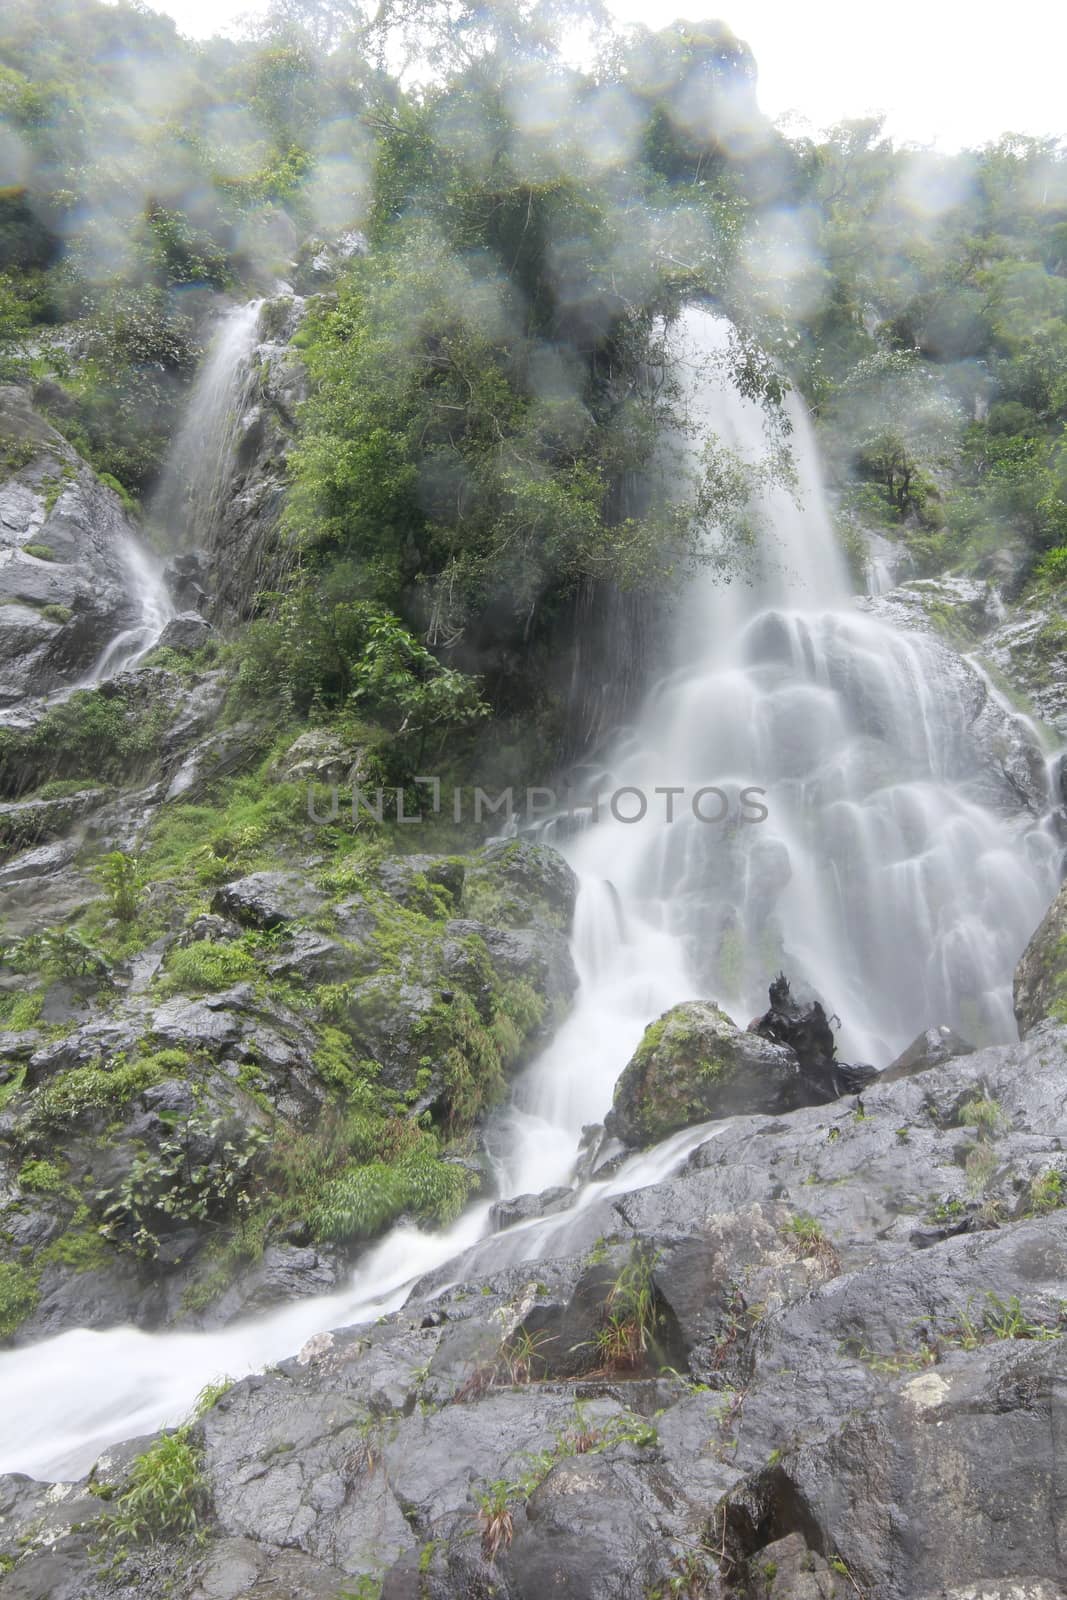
462 839 578 929
606 1001 802 1147
1014 882 1067 1037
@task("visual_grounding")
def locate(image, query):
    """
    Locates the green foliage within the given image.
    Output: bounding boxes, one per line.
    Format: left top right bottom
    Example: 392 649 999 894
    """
107 1427 208 1546
97 1117 271 1258
585 1245 663 1373
2 926 110 980
309 1135 472 1242
194 1378 234 1416
21 542 55 561
956 1096 1004 1137
783 1212 832 1259
17 1157 65 1192
1028 1168 1066 1215
94 851 144 923
30 1049 182 1127
0 687 163 798
0 988 43 1030
157 939 259 995
0 1260 39 1339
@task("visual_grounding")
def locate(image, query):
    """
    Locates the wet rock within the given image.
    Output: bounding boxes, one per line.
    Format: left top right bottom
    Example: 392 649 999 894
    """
883 1022 976 1080
607 1000 804 1146
984 602 1067 736
488 1187 574 1232
275 728 369 787
156 612 215 653
443 918 578 1020
163 549 211 612
267 929 354 984
212 870 326 930
465 839 579 927
376 853 465 912
195 296 308 620
0 386 147 699
188 1537 348 1600
203 1246 340 1326
747 1533 850 1598
1013 879 1067 1036
0 788 108 853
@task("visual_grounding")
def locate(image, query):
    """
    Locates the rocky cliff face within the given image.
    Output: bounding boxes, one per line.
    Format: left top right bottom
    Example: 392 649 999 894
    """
198 296 307 623
0 387 146 705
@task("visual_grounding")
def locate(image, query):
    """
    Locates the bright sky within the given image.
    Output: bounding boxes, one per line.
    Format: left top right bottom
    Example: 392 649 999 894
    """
153 0 1067 152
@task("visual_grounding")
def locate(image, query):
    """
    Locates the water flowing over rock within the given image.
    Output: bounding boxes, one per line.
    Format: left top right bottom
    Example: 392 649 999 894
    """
2 303 1066 1600
4 1024 1067 1597
0 387 153 700
538 309 1059 1067
152 294 306 620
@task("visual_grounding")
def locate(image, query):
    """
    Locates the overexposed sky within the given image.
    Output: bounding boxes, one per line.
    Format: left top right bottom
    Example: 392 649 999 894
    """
152 0 1066 152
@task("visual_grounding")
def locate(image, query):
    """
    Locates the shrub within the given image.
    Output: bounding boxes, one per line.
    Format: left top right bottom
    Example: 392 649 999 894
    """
32 1051 173 1126
17 1157 64 1192
40 602 72 624
157 940 259 995
96 1115 270 1257
310 1138 472 1242
0 688 165 796
107 1426 207 1546
94 850 144 923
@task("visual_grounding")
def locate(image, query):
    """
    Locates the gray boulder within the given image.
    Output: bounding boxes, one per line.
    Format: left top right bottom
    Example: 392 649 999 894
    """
156 612 214 653
883 1022 976 1080
607 1000 803 1146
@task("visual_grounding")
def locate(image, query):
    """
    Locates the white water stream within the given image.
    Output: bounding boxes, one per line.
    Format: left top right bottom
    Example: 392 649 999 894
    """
1 305 1059 1483
80 300 265 684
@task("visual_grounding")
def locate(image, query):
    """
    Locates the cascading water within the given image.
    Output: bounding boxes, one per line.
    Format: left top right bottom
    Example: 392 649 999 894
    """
79 536 175 685
152 299 265 550
80 299 266 683
525 309 1060 1068
1 304 1059 1483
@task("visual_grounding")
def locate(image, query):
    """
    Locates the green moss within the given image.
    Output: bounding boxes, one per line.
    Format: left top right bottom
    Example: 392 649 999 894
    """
0 1260 39 1339
0 988 43 1030
40 1222 110 1272
40 602 72 624
156 939 259 995
620 1005 738 1143
17 1157 65 1192
0 1066 27 1109
21 541 55 561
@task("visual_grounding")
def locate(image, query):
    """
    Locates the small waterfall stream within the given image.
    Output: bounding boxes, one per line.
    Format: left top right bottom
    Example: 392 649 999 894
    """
0 304 1059 1483
80 299 265 683
151 299 265 551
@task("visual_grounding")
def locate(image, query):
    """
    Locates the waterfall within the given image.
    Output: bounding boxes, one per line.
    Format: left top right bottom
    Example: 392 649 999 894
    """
151 299 265 551
1 304 1059 1484
80 300 265 684
79 535 175 685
